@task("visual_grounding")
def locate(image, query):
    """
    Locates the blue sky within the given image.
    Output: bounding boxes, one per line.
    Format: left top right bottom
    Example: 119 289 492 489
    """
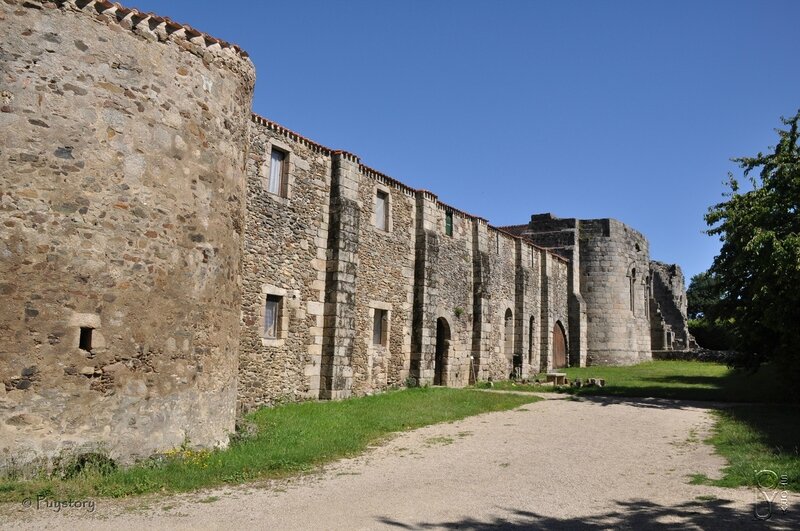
130 0 798 281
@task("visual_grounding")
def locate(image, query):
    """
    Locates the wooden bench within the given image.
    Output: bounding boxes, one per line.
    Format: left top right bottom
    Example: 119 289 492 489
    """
546 372 567 385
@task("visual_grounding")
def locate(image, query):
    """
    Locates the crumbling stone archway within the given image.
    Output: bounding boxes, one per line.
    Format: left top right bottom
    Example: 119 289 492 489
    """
434 317 451 386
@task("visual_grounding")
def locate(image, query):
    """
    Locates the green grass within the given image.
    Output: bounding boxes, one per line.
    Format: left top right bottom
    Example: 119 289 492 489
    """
490 360 791 403
0 387 539 502
700 405 800 492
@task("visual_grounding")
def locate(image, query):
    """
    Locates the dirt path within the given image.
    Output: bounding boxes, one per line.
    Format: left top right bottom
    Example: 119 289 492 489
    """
2 395 798 530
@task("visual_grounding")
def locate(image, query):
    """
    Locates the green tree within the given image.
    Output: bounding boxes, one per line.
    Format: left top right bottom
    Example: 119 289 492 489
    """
705 110 800 380
686 270 721 319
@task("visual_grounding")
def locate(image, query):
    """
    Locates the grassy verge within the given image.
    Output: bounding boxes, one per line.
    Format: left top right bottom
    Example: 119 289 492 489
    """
694 405 800 492
0 387 539 502
487 360 790 403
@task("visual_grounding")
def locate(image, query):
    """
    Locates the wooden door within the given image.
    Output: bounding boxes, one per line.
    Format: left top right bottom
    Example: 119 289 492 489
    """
552 322 567 369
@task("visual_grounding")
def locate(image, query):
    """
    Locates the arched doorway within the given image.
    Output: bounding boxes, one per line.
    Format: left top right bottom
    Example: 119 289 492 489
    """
552 321 567 369
434 317 450 386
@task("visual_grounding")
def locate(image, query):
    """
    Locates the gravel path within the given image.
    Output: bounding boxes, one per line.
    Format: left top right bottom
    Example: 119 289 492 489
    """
2 394 798 530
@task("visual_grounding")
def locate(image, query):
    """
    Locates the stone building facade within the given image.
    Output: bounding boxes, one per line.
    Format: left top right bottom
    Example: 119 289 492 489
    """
0 0 691 469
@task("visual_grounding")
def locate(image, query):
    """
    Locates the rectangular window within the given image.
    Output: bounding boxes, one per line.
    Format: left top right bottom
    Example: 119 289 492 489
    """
264 295 282 339
375 190 388 231
445 211 453 237
79 327 93 352
268 148 287 197
373 309 388 346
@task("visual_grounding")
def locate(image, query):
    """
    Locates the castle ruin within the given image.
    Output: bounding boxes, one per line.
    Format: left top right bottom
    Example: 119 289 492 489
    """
0 0 692 469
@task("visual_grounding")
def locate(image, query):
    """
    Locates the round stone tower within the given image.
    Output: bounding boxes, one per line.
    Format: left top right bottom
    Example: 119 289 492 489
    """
578 219 652 365
0 0 255 467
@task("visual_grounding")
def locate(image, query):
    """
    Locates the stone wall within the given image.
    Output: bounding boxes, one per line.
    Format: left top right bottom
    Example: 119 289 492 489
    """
578 219 652 365
350 166 416 393
239 118 331 410
0 0 692 471
411 194 476 387
478 228 523 380
0 0 254 469
649 260 693 350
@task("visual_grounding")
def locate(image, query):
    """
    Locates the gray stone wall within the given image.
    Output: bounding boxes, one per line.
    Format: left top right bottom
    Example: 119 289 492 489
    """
239 118 330 410
411 195 476 387
649 261 692 350
0 0 254 468
479 229 521 380
579 219 652 365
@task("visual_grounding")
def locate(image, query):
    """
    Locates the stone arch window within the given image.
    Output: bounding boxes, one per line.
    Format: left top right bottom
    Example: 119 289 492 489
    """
629 267 636 315
504 308 513 359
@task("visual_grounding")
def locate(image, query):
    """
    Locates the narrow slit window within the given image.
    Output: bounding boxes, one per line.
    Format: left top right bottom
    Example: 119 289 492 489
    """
79 327 93 352
629 268 636 314
373 309 388 346
445 211 453 237
268 147 287 197
264 295 282 339
375 191 388 231
496 234 500 254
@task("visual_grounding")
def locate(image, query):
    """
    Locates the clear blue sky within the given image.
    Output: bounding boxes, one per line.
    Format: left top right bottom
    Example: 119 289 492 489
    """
130 0 798 281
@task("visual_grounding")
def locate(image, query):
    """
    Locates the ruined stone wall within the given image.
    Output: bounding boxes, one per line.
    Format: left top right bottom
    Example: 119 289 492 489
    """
350 168 416 393
239 118 331 410
0 0 254 468
649 260 692 350
579 219 652 364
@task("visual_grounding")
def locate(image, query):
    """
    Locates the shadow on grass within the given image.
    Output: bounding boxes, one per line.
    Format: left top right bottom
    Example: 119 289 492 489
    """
642 374 726 386
377 498 800 530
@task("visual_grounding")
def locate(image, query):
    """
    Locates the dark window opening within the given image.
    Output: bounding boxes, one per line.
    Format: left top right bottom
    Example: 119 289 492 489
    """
79 327 93 352
373 309 388 346
445 211 453 237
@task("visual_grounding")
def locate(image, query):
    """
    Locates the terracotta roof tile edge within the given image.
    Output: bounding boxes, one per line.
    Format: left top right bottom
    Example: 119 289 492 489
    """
250 112 569 264
50 0 251 60
251 113 332 154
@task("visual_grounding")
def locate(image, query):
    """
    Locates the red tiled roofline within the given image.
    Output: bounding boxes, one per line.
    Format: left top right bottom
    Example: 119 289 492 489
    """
249 112 568 264
52 0 251 60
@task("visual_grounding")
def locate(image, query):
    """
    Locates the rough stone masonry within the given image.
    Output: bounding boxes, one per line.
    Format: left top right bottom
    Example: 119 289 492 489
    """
0 0 692 470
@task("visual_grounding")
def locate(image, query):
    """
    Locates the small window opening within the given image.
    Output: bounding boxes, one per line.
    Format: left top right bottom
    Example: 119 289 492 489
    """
79 327 93 352
373 309 388 346
496 234 500 254
264 295 282 339
375 190 389 231
629 268 636 314
445 211 453 237
268 147 288 197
